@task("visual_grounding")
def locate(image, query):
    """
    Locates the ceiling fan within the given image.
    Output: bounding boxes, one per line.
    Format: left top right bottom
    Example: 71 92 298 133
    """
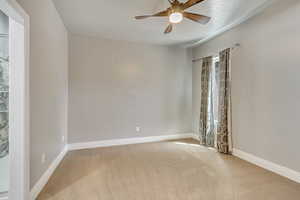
135 0 211 34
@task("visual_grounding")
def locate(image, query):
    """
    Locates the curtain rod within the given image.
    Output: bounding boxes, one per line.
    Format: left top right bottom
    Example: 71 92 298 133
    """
192 43 241 63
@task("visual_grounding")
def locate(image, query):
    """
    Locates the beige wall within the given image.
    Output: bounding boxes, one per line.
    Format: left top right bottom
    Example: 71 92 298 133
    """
68 34 192 143
17 0 69 188
192 0 300 172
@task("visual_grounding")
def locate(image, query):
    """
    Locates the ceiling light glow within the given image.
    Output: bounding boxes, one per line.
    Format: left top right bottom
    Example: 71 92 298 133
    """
169 12 183 24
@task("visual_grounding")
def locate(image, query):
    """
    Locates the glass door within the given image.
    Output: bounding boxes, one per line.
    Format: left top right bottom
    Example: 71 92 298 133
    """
0 9 9 195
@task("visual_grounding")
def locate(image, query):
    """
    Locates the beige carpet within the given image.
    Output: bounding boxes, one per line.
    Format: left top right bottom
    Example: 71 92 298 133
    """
38 139 300 200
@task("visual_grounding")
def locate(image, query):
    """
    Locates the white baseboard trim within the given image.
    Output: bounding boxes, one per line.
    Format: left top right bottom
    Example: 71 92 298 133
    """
191 134 200 141
30 133 194 199
68 133 194 151
233 148 300 184
28 136 300 200
0 195 8 200
30 146 68 200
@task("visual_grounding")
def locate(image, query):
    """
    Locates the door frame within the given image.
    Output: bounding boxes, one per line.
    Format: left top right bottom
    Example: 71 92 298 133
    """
0 0 30 200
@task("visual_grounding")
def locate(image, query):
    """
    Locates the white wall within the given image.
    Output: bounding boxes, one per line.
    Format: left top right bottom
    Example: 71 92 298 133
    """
68 34 192 143
16 0 68 188
192 0 300 172
192 60 202 134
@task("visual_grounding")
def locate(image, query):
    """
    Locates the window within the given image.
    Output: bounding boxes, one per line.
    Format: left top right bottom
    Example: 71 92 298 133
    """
206 56 220 147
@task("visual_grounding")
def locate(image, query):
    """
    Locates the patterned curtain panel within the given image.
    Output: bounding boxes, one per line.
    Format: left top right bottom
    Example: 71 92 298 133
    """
199 56 213 145
217 48 232 154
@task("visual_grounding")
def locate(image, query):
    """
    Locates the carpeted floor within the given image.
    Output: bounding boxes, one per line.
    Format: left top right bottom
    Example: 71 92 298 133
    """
38 139 300 200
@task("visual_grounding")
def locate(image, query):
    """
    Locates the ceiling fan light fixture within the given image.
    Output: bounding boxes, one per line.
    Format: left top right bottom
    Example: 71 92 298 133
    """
135 0 211 34
169 12 183 24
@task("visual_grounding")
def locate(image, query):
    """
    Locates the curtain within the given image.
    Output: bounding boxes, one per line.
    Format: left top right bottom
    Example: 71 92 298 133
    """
199 56 214 146
216 48 232 154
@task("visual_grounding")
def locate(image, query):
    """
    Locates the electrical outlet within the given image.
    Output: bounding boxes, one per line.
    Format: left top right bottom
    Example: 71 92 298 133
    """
41 153 46 164
136 127 141 133
62 136 65 143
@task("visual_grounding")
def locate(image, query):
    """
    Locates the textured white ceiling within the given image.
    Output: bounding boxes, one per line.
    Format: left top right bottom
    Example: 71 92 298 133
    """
53 0 272 45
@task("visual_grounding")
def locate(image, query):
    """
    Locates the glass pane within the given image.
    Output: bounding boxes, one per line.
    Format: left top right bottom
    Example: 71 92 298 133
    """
0 10 9 194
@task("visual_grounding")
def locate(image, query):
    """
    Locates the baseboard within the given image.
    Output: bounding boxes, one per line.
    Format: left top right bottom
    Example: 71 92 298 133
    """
30 146 68 200
68 133 194 151
233 148 300 183
29 133 193 198
191 134 200 141
0 195 8 200
28 136 300 200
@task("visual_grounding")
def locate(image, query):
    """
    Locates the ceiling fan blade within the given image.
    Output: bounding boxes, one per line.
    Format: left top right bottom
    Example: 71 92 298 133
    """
182 0 206 10
183 12 210 24
168 0 179 5
135 10 169 20
135 15 152 19
164 24 173 34
168 0 174 4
